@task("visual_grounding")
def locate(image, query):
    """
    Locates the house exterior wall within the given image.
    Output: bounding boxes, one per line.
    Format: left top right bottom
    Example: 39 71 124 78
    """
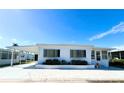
37 45 109 67
7 44 110 67
38 45 92 64
91 49 109 67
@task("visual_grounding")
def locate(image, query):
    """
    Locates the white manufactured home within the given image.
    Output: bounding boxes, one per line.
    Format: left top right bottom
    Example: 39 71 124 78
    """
8 44 112 68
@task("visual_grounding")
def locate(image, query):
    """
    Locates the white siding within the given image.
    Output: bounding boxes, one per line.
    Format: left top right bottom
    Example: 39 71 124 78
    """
38 46 93 64
60 48 70 62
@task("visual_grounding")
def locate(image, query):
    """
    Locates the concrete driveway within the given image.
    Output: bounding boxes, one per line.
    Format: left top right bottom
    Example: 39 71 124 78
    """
0 62 124 82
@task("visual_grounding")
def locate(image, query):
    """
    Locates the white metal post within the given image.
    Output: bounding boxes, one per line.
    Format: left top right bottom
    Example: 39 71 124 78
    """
119 52 121 59
11 49 14 67
109 52 112 60
26 51 28 63
19 51 21 64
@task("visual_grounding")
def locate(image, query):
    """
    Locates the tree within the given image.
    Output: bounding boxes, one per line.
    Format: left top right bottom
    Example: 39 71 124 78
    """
12 43 19 46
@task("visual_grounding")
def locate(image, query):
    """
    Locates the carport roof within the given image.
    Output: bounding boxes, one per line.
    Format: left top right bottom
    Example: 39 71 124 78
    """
7 45 39 54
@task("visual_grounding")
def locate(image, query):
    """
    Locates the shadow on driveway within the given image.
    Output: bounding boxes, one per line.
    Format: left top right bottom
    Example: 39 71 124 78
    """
23 65 124 71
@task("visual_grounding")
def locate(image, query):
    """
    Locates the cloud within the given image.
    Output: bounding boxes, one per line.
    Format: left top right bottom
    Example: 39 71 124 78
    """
112 45 124 50
89 22 124 41
0 36 3 40
70 40 77 44
0 37 35 48
11 38 17 43
9 38 33 46
0 35 35 48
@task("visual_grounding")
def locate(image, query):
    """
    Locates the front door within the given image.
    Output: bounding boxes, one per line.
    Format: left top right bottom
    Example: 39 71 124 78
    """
34 54 38 61
96 51 101 61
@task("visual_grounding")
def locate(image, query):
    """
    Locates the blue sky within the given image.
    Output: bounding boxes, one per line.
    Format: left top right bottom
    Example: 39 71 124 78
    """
1 9 124 48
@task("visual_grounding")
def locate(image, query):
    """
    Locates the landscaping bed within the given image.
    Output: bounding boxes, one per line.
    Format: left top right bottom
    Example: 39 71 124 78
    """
36 59 94 69
109 59 124 68
42 59 88 65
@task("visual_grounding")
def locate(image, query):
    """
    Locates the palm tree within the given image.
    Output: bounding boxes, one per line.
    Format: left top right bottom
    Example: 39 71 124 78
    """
12 43 19 46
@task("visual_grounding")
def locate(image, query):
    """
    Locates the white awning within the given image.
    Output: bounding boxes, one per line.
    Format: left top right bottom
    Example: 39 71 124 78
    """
7 45 39 54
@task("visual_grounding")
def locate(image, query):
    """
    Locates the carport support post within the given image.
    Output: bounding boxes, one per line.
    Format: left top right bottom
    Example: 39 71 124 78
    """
11 49 14 67
26 51 28 63
110 52 112 59
19 51 22 64
119 52 121 59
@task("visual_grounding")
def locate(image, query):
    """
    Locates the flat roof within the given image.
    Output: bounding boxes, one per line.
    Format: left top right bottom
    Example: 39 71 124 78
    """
36 43 94 47
7 43 113 53
110 49 124 52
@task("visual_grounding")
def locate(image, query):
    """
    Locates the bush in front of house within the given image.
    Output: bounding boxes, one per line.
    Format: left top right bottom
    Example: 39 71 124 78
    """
109 58 124 66
112 59 124 63
61 60 68 65
43 59 88 65
71 60 88 65
43 59 61 65
43 59 68 65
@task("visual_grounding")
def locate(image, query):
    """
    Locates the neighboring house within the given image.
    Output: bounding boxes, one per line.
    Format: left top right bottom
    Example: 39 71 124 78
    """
8 44 112 67
0 48 19 65
110 49 124 59
0 48 34 66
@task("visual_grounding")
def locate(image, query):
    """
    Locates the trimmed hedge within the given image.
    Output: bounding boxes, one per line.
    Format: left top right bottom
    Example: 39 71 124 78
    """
43 59 88 65
43 59 61 65
111 59 124 63
61 60 68 65
71 60 88 65
109 59 124 67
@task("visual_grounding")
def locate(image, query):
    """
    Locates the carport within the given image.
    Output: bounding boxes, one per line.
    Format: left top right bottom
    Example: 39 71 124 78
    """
7 45 39 66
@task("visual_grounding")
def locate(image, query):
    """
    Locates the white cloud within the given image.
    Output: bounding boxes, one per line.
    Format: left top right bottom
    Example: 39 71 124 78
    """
9 38 32 46
0 37 34 48
112 45 124 50
0 35 36 47
11 38 17 43
89 22 124 41
70 41 77 44
0 36 3 40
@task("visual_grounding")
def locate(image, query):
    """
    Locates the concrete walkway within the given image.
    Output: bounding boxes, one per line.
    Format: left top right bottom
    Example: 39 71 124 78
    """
0 62 124 82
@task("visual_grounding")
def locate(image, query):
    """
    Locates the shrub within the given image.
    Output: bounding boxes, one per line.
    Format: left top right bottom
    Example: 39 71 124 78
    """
43 59 88 65
71 60 88 65
112 59 124 63
44 59 61 65
61 60 68 65
52 59 61 65
109 58 124 66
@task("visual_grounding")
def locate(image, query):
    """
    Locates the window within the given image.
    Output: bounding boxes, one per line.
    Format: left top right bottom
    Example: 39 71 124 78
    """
0 49 20 60
8 51 12 59
44 49 60 57
102 51 107 59
96 51 101 61
70 50 86 58
91 50 95 59
1 50 9 59
121 51 124 59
